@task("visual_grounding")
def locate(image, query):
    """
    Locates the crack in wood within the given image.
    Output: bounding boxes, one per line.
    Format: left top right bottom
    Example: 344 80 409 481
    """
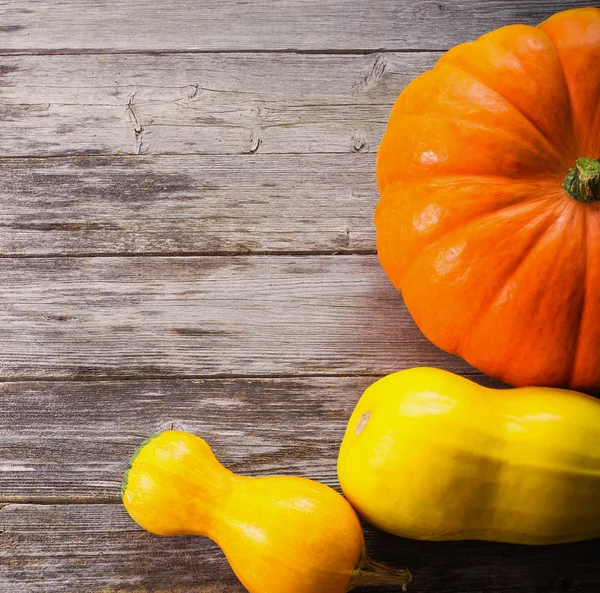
187 83 198 100
125 92 144 154
352 128 367 152
249 127 261 153
354 54 387 92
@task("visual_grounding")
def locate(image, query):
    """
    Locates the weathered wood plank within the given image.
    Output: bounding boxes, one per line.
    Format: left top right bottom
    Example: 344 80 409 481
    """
0 375 506 501
0 52 430 106
0 255 475 379
0 52 439 156
2 503 598 592
0 0 592 52
0 154 378 256
0 376 370 500
0 100 392 157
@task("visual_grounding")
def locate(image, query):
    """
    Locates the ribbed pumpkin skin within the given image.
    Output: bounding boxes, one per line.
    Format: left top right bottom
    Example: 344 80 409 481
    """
375 8 600 390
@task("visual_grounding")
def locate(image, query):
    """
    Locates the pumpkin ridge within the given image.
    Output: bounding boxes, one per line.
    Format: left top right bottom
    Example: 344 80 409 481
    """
434 62 572 171
375 178 561 287
399 199 564 357
538 9 599 157
459 207 564 361
375 175 564 206
389 113 566 178
389 186 560 289
534 21 577 157
378 174 561 190
377 180 564 244
539 35 577 155
567 207 589 386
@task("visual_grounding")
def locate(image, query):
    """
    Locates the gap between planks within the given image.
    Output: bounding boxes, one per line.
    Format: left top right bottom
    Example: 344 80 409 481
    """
0 48 447 56
0 369 490 383
0 152 377 158
0 153 389 158
0 370 386 383
0 499 120 506
0 250 378 260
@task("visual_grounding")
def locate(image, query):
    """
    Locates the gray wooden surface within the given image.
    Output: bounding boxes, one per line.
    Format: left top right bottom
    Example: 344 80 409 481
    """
0 2 598 592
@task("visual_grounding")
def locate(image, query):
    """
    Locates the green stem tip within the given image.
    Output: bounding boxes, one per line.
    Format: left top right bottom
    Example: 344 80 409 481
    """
121 432 163 498
563 157 600 203
348 548 412 591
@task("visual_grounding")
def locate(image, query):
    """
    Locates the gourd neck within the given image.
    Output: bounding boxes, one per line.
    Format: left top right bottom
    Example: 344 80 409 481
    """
122 431 231 537
347 549 411 591
563 158 600 203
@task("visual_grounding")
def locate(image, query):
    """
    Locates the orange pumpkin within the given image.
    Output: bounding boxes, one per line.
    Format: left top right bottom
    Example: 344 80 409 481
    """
375 7 600 391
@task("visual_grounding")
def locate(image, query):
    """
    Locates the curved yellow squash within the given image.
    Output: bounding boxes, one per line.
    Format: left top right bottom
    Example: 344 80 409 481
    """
337 367 600 545
123 431 410 593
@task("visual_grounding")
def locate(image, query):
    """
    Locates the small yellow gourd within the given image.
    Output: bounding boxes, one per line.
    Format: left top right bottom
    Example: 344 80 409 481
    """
338 367 600 545
122 430 411 593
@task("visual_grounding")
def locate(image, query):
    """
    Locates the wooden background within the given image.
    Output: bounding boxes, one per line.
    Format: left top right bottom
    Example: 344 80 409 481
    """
1 1 599 592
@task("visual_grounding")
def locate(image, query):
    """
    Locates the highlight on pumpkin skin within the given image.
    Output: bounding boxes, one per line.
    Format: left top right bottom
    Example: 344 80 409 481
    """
122 430 411 593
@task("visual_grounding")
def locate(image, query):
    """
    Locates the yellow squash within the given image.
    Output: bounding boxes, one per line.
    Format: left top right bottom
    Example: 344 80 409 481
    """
338 367 600 545
123 430 410 593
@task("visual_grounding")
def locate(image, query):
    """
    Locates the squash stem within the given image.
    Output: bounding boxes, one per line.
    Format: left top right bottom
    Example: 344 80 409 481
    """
347 548 412 591
563 158 600 203
121 432 163 498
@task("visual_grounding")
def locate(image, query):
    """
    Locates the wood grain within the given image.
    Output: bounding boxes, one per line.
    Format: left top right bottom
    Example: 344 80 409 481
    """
0 52 440 156
0 375 507 501
0 255 475 379
3 2 598 592
0 154 378 256
0 0 591 52
0 374 597 593
2 503 599 593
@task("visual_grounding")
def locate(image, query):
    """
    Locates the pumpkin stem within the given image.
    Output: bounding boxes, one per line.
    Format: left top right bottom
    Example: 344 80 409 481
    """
563 158 600 203
347 548 412 591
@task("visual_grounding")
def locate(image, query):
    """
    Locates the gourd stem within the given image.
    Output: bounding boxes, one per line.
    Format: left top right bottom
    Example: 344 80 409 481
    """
121 432 162 498
347 548 411 591
563 158 600 203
